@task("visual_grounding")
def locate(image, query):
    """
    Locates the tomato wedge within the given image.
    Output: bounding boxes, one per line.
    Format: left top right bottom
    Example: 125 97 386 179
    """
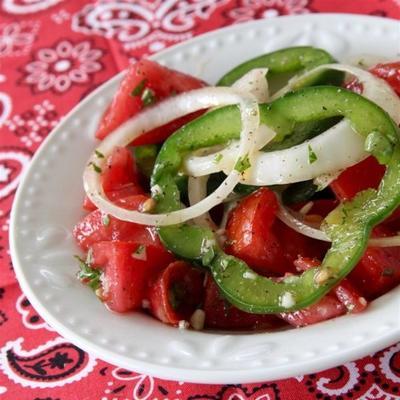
91 241 174 312
225 188 287 276
95 59 206 144
294 256 367 313
83 146 144 211
74 193 158 251
148 261 204 325
330 156 385 201
225 188 326 276
370 61 400 96
280 294 346 327
348 226 400 300
203 274 285 330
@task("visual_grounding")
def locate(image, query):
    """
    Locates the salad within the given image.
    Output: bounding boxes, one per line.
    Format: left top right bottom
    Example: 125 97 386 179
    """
73 46 400 331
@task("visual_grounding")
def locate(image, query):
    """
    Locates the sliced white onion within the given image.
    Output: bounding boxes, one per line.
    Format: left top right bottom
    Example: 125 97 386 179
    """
369 236 400 247
313 172 340 191
273 63 400 123
231 68 270 103
187 176 217 230
184 68 275 176
183 69 271 231
84 87 259 226
185 64 400 186
278 200 400 247
277 200 329 242
345 54 393 69
188 124 276 177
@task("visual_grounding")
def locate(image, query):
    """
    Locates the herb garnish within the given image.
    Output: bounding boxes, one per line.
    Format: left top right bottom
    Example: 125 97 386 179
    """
95 150 104 158
75 255 101 291
102 214 110 226
88 162 102 173
133 245 145 256
308 145 318 164
130 79 147 97
234 154 251 173
214 153 223 163
141 88 156 106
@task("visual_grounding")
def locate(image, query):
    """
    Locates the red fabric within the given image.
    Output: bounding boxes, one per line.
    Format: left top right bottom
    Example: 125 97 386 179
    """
0 1 399 399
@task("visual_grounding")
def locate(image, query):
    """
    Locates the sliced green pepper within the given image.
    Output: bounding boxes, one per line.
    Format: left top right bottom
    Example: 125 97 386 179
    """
217 46 343 89
151 85 399 313
133 144 158 178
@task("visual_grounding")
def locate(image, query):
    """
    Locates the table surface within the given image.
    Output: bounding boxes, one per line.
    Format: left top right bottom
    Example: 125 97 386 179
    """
1 1 400 399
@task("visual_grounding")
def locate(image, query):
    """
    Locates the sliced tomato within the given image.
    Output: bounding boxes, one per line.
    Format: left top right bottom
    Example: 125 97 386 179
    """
330 156 385 201
101 146 140 191
83 146 144 211
345 78 363 94
330 156 400 226
334 280 368 314
148 261 204 325
83 183 145 212
91 241 174 312
82 196 97 212
95 59 206 144
345 62 400 96
225 188 325 276
294 256 367 313
348 226 400 300
369 62 400 96
203 274 285 330
272 219 327 268
308 199 338 217
225 188 287 276
280 294 346 327
73 194 157 251
280 254 346 327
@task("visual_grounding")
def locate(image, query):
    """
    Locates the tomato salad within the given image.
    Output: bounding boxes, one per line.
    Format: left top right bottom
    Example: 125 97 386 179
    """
73 47 400 330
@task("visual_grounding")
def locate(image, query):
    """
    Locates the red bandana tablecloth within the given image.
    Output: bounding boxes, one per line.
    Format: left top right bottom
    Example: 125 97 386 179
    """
1 1 400 399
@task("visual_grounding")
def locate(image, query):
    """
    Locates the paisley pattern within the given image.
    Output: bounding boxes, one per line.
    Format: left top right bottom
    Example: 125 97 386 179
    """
1 0 63 15
16 295 54 332
0 0 399 399
111 368 155 400
224 0 310 23
72 0 230 54
0 73 12 127
0 147 31 201
188 384 281 399
0 337 97 388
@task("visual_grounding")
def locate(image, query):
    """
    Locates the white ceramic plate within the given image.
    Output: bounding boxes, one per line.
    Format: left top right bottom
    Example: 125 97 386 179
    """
10 14 400 384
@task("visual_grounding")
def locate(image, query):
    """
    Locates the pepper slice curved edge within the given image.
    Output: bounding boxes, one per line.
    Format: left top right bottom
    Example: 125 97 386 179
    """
151 86 400 313
217 46 343 88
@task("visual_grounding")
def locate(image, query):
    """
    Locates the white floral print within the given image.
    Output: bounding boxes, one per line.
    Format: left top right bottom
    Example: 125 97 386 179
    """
22 39 103 94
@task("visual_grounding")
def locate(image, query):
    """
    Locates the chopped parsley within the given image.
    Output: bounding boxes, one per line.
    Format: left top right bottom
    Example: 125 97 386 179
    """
102 214 110 226
308 145 318 164
95 150 104 158
88 162 102 173
133 245 145 256
75 255 101 291
234 154 251 173
130 79 147 97
382 267 394 277
141 87 156 106
169 282 185 310
214 153 223 163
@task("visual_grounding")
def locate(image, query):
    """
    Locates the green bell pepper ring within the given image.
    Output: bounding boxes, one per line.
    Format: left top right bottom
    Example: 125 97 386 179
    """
151 86 399 313
217 46 343 89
